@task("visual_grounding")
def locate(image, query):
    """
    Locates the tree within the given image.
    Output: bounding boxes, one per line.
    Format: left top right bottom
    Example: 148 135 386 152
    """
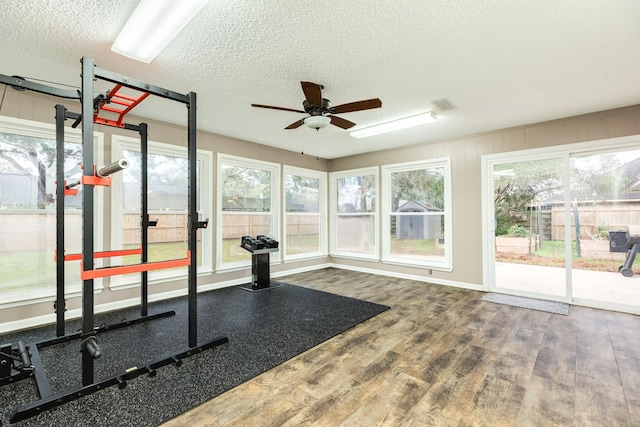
493 159 563 235
222 165 270 211
390 168 444 211
0 133 81 209
284 174 319 212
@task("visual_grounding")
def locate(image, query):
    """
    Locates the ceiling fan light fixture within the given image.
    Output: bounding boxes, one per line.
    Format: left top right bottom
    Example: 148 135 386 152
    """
111 0 210 63
304 116 331 130
350 111 437 139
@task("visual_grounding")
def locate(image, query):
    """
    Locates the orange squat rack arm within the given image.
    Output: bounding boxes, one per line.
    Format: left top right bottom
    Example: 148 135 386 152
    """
80 252 191 280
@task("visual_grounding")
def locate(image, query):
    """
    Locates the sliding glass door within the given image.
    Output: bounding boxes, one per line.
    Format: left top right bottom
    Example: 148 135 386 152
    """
570 148 640 306
485 138 640 312
491 156 568 299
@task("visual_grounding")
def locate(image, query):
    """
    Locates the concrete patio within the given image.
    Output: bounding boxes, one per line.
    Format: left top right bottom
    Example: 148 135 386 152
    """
495 261 640 309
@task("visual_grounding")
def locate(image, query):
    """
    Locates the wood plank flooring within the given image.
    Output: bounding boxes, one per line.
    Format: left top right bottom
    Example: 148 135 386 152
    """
162 268 640 426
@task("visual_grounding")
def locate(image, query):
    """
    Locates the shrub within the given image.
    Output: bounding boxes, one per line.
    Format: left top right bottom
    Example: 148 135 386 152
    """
506 225 529 237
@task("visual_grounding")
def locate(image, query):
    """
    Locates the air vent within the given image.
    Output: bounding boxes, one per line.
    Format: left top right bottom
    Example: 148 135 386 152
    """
433 98 456 111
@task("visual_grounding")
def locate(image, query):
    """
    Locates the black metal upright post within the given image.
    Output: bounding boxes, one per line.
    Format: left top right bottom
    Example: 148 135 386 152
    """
55 104 66 337
140 123 149 317
187 91 198 349
80 57 96 386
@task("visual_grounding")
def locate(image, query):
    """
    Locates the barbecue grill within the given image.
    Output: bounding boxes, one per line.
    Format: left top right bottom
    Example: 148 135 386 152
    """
609 225 640 277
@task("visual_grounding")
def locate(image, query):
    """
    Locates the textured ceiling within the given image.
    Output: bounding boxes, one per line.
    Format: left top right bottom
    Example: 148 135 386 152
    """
1 0 640 159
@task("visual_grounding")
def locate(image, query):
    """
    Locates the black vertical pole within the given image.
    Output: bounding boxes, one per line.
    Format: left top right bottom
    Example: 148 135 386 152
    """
187 91 198 348
81 57 96 386
140 123 149 317
55 104 66 337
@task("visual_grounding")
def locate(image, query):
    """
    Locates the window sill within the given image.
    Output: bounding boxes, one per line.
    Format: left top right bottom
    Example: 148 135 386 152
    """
0 283 103 309
381 258 453 272
329 253 380 263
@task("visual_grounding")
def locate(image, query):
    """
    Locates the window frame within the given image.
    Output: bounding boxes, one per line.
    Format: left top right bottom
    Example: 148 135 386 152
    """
282 165 328 261
0 114 104 307
217 153 281 272
329 166 379 260
381 158 453 271
110 134 213 290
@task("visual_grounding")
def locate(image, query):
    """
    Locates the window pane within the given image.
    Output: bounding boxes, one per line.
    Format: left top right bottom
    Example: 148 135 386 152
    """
285 174 319 213
121 149 201 266
337 175 375 213
391 168 444 212
123 150 199 211
222 165 271 212
286 214 320 255
336 214 376 254
390 214 445 260
221 213 272 262
0 131 82 293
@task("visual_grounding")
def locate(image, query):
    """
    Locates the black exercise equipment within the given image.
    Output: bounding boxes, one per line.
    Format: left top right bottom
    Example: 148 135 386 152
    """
609 225 640 277
0 57 228 423
240 235 280 291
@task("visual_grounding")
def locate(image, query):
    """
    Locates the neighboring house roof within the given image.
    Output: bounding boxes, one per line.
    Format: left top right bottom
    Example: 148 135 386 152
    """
397 200 442 212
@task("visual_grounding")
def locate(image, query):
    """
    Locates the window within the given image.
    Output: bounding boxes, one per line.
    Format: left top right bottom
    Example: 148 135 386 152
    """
329 167 378 259
217 154 280 270
382 158 452 270
111 135 213 288
0 115 104 304
283 166 327 259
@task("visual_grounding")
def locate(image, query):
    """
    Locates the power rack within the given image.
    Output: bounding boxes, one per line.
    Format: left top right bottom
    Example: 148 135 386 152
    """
0 57 228 423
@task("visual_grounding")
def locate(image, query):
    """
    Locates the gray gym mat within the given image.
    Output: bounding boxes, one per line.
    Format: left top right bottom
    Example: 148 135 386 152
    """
0 283 389 426
481 293 569 315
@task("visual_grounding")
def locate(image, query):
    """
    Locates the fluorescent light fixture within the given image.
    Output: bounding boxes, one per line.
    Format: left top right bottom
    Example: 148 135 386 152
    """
350 111 438 139
112 0 211 63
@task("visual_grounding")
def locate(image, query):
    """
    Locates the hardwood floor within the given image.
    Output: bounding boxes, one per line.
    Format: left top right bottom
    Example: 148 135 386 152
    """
162 268 640 426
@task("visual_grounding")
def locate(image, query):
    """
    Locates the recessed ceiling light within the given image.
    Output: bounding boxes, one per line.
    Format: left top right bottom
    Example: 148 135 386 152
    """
112 0 211 63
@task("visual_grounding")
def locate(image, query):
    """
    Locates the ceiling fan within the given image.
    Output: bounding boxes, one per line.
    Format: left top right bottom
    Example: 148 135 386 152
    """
251 81 382 130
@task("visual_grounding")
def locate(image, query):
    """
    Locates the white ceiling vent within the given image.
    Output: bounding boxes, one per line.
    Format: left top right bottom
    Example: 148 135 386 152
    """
433 98 457 112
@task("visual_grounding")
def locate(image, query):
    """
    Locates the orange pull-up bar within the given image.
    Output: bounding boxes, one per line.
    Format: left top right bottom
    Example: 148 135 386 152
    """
94 84 150 128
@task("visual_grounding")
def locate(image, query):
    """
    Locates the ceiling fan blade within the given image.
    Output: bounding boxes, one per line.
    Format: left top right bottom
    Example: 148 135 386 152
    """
329 115 356 129
251 103 306 114
285 119 305 129
332 98 382 114
301 81 323 107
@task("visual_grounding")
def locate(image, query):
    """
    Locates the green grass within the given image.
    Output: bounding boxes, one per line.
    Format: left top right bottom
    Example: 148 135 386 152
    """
285 235 319 255
533 240 578 258
0 250 80 293
390 237 444 257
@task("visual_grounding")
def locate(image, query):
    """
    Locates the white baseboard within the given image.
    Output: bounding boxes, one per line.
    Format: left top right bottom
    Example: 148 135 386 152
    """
328 262 483 290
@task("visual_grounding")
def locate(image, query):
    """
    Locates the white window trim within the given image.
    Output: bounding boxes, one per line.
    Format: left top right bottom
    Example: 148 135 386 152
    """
217 153 281 272
329 166 379 261
282 165 328 261
110 134 213 290
381 158 453 271
0 114 105 307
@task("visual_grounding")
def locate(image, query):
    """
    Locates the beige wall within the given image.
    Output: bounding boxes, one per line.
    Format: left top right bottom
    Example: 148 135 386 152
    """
2 87 640 331
328 105 640 286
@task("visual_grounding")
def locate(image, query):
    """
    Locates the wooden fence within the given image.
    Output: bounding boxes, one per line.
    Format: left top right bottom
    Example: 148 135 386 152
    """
550 202 640 240
0 212 321 251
